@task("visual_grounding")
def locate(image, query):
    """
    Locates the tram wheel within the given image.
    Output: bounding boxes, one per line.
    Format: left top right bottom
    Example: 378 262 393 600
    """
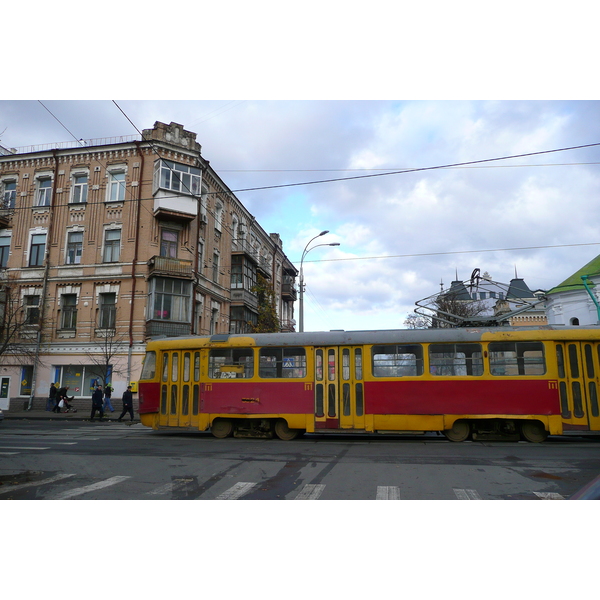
443 420 470 442
520 420 548 443
211 419 233 439
274 419 300 441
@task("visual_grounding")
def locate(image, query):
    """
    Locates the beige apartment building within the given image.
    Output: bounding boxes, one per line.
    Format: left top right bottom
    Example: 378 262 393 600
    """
0 121 297 410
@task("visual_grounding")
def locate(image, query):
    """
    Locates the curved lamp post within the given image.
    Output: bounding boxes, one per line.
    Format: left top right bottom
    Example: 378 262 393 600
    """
299 230 340 332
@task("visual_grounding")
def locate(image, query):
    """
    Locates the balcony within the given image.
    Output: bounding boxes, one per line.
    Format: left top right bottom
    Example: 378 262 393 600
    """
282 278 297 301
147 255 193 279
280 319 297 332
230 288 258 310
153 190 197 222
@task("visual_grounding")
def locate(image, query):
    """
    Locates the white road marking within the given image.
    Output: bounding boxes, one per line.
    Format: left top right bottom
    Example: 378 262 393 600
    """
453 488 482 500
146 482 174 496
146 478 196 496
0 452 19 455
0 446 50 450
533 492 565 500
215 482 256 500
0 473 76 495
376 486 401 500
50 476 131 499
294 484 326 500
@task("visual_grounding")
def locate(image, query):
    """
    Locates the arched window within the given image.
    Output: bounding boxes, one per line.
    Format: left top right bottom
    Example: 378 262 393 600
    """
570 317 580 326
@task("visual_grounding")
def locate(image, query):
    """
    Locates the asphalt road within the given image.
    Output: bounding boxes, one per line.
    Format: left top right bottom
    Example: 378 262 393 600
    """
1 420 599 500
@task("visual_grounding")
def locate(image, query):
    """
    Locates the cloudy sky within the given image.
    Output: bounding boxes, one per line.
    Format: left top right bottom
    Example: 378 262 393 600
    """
2 99 600 331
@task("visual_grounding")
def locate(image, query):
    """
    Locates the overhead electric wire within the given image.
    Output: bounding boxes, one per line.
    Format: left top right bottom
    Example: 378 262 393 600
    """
218 161 600 173
299 241 600 264
223 142 600 194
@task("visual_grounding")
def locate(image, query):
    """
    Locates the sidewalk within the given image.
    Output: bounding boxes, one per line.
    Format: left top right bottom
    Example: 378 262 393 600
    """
2 406 138 423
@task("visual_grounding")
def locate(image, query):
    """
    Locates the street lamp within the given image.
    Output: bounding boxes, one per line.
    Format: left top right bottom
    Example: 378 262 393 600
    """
299 231 340 332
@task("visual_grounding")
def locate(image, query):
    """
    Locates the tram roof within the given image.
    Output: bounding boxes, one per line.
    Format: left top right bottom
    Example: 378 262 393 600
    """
146 325 600 349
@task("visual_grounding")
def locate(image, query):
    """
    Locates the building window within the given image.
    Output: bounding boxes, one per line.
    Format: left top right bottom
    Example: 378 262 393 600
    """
0 233 11 268
230 306 257 334
1 180 16 209
160 229 178 258
154 159 201 195
149 278 191 322
231 255 243 289
20 366 34 396
108 171 126 202
24 295 40 325
36 178 52 207
71 174 88 203
54 364 112 398
212 253 219 283
198 240 204 271
60 294 77 330
29 233 46 266
66 231 83 264
103 229 121 262
99 292 116 329
231 255 256 291
215 202 223 232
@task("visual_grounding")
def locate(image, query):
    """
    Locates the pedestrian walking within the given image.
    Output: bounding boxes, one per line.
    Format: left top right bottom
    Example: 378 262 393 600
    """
57 385 76 412
118 386 135 422
90 385 104 421
47 383 58 411
103 383 115 413
52 384 63 413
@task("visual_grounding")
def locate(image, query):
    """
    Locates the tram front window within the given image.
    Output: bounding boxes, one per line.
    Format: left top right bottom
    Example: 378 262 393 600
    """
140 351 157 380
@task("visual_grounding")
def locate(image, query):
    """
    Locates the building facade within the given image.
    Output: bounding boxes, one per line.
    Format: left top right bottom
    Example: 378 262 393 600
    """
0 121 297 410
545 253 600 326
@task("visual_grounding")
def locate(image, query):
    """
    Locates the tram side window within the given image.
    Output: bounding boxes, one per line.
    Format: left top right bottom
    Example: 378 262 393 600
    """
489 342 546 376
429 344 483 376
140 351 157 380
209 348 254 379
372 345 424 377
259 347 307 378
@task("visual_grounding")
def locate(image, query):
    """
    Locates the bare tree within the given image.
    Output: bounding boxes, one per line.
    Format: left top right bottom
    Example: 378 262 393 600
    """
83 328 129 388
409 291 488 329
0 279 44 364
430 291 488 328
404 313 431 329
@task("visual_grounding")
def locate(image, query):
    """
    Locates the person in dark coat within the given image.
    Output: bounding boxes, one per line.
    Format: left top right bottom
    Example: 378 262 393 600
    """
90 385 104 422
48 383 58 411
55 385 75 412
118 386 135 422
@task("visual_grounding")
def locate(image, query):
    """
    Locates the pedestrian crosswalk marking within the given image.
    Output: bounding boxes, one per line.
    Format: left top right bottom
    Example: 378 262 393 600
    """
147 478 197 496
533 491 565 500
0 473 76 495
376 486 401 500
215 482 256 500
294 484 326 500
50 476 131 500
453 488 482 500
0 471 569 500
0 446 50 450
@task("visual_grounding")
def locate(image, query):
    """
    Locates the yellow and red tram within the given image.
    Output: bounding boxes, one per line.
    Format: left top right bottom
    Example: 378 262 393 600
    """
137 326 600 442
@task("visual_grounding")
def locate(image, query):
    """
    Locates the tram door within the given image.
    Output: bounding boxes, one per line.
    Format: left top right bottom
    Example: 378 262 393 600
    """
556 342 600 432
314 347 365 430
158 351 193 428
